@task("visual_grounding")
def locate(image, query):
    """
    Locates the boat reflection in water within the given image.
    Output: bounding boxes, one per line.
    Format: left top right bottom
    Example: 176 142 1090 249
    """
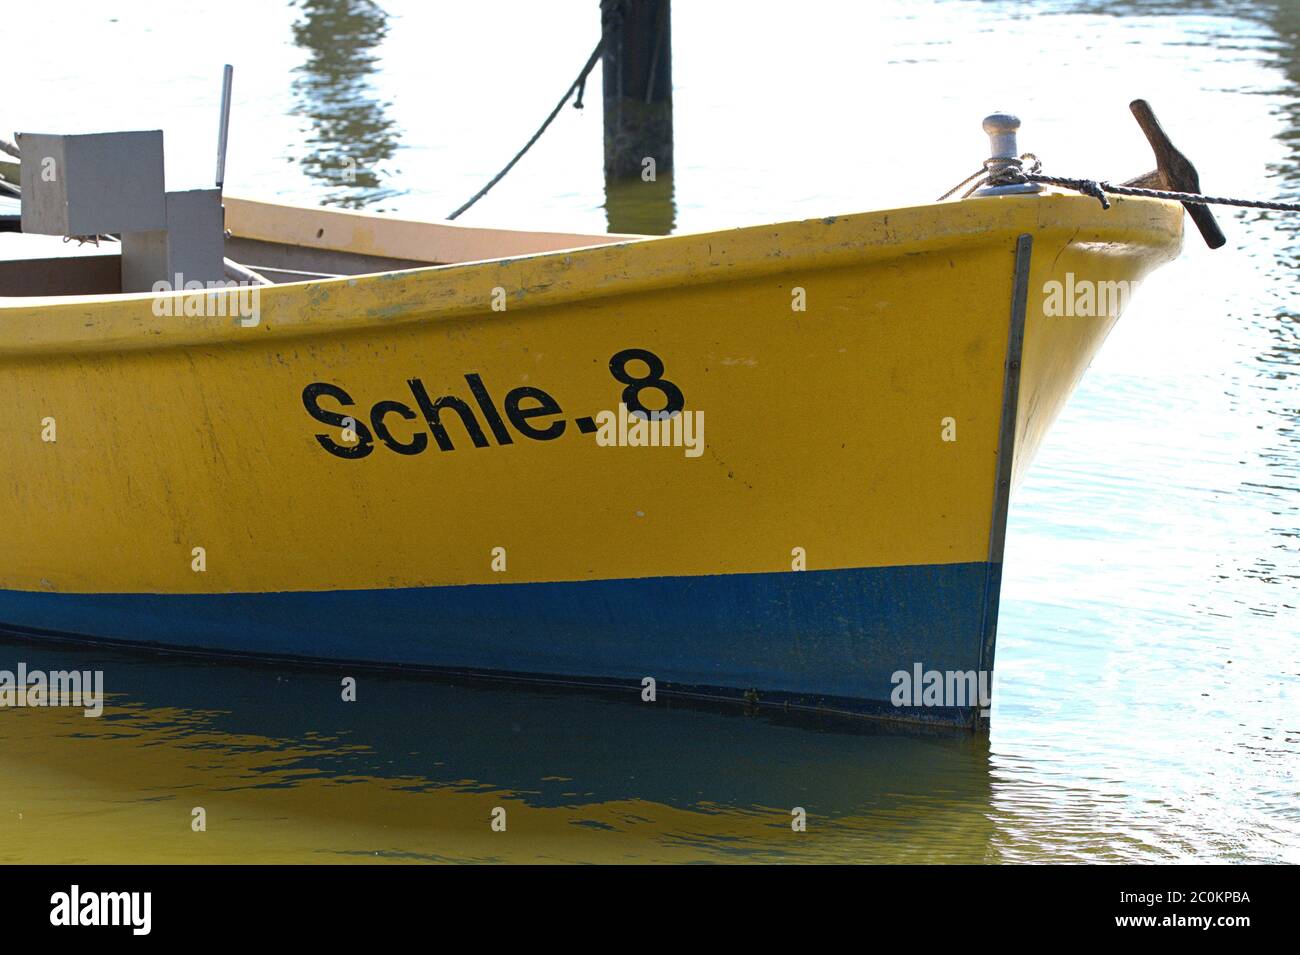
0 637 994 863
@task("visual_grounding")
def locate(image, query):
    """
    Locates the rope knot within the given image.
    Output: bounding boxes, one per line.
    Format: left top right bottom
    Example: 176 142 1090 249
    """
1078 179 1111 210
937 153 1042 200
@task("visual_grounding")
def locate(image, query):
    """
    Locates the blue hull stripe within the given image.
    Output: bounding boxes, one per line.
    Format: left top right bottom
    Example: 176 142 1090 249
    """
0 562 990 722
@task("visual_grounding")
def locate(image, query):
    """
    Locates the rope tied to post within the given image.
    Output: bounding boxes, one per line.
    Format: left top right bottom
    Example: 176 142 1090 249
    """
940 104 1298 254
939 150 1300 213
992 166 1300 213
936 153 1043 201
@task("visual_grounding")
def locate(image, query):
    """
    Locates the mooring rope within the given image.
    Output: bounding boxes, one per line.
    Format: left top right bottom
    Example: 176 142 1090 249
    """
937 155 1045 201
446 39 605 221
1008 173 1300 212
939 156 1300 213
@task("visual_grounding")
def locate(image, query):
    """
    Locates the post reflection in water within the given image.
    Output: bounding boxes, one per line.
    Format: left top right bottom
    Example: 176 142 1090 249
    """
0 638 994 863
289 0 403 209
604 171 677 235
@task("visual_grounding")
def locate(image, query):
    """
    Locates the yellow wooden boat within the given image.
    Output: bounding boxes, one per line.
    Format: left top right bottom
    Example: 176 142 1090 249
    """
0 111 1200 727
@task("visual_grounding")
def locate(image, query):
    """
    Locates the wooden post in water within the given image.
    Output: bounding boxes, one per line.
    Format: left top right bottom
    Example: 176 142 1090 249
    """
601 0 674 234
601 0 673 180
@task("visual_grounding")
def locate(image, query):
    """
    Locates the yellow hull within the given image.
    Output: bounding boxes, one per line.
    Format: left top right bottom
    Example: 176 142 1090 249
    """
0 192 1182 724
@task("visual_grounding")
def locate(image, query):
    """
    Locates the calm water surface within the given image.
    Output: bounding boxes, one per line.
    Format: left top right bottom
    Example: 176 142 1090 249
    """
1 0 1296 863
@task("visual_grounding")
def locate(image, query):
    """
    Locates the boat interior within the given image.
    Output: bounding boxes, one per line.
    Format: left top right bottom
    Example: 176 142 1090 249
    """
0 195 632 299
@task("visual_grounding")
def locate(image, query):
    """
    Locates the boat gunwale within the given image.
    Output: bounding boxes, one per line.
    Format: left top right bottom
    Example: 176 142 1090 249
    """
222 194 635 263
0 192 1183 356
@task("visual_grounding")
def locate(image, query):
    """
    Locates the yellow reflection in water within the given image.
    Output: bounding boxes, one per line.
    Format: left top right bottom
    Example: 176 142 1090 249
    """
0 652 997 864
